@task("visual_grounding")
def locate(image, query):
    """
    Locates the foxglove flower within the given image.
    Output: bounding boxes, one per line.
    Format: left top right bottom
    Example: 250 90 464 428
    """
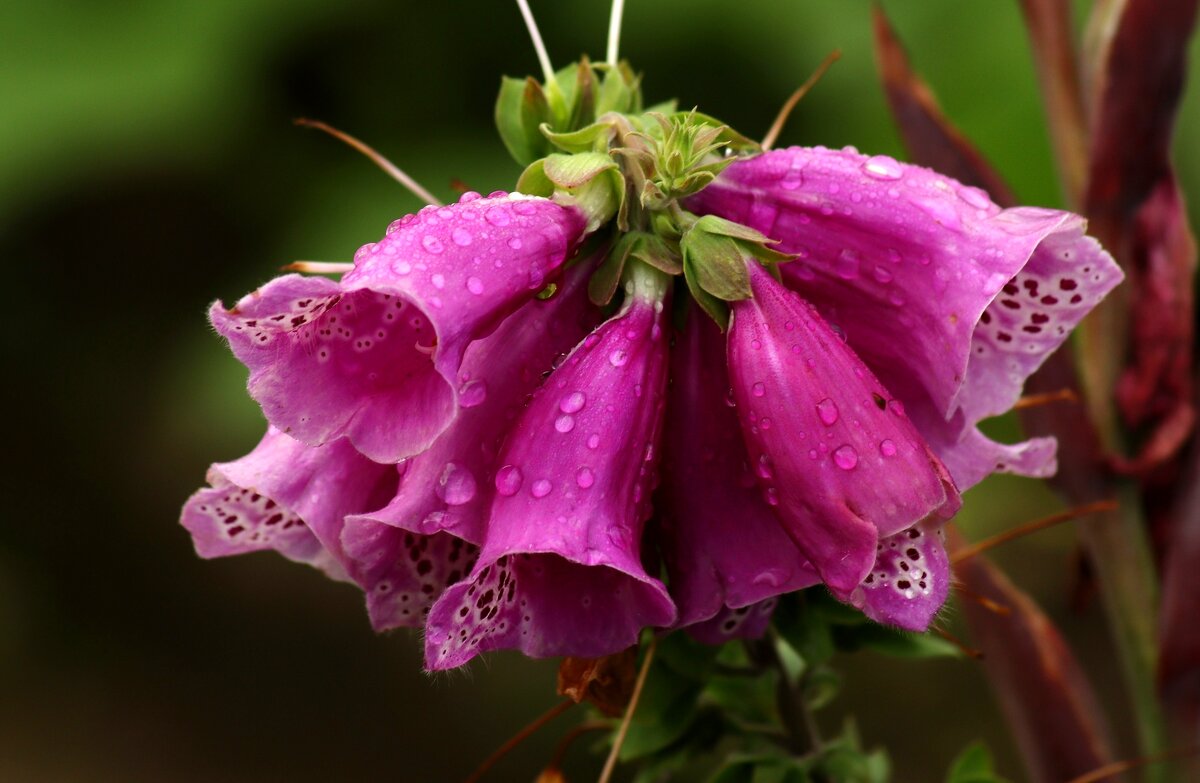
210 192 587 464
689 146 1123 489
181 428 397 581
339 262 602 630
423 264 676 669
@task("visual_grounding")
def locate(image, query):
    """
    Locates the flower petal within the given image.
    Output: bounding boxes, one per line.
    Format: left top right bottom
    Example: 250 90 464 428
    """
339 263 601 630
686 600 779 645
211 192 587 463
852 523 950 632
689 147 1122 488
424 271 677 669
180 428 397 582
727 261 960 596
660 305 820 630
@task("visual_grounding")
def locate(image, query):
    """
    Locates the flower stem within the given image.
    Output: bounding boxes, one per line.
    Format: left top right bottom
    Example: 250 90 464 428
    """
605 0 625 67
515 0 556 86
597 638 657 783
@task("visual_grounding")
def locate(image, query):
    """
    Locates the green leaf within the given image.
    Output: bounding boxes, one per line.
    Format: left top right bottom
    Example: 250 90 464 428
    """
833 623 962 660
945 741 1010 783
691 214 775 244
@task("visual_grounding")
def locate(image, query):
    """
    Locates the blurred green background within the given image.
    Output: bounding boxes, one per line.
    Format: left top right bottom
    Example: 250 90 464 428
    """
3 1 1198 780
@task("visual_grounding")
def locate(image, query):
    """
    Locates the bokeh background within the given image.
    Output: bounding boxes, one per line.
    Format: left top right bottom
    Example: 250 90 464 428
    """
3 1 1198 780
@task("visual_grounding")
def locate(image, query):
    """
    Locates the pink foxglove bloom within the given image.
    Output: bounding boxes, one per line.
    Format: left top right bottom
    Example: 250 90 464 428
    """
186 72 1122 665
210 192 586 464
423 264 676 669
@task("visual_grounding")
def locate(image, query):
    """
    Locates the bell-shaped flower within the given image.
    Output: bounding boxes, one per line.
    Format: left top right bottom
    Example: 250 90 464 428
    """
180 428 397 581
727 261 961 601
423 263 677 670
210 192 587 464
659 304 820 632
339 262 602 631
689 146 1123 489
855 522 951 632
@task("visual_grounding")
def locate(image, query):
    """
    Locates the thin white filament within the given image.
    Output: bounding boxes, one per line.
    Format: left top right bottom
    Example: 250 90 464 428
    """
606 0 626 66
515 0 556 84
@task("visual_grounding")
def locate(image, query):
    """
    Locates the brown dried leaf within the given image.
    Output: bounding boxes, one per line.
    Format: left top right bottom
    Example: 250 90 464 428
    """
953 529 1119 783
870 4 1016 206
557 647 637 717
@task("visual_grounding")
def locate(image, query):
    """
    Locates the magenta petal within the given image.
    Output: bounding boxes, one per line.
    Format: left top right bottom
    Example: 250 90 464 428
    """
686 599 779 645
660 306 820 630
180 428 397 582
852 523 950 632
338 265 600 631
728 262 960 597
689 147 1122 489
339 523 479 631
424 279 677 669
211 192 587 463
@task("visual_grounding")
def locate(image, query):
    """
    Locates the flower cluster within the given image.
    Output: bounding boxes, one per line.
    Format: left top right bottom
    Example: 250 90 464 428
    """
183 122 1120 669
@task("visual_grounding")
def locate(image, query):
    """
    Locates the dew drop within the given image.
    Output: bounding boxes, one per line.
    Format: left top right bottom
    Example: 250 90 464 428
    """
575 467 595 489
587 433 600 449
873 265 894 284
507 236 523 250
559 391 586 413
880 439 898 457
833 445 859 470
494 465 523 496
451 227 473 246
394 261 412 275
530 479 552 498
752 382 766 397
466 276 484 295
484 207 511 226
431 273 445 289
458 379 487 408
862 155 903 180
816 398 840 425
554 414 575 433
422 235 444 254
609 349 629 367
957 186 991 210
756 455 774 480
435 463 477 505
836 249 861 279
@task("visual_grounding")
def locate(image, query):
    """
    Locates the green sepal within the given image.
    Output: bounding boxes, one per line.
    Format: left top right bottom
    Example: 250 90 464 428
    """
515 158 554 197
670 110 761 152
540 120 614 154
543 151 617 189
566 56 596 131
629 232 683 275
589 232 637 306
596 61 642 115
945 741 1009 783
681 221 753 302
495 76 553 166
683 251 730 330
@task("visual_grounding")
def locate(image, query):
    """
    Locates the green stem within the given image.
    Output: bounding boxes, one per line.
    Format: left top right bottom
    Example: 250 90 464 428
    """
1076 483 1168 782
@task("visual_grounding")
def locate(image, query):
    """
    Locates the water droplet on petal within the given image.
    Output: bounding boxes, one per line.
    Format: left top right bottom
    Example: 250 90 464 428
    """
816 398 839 425
587 433 600 449
507 236 523 250
836 249 861 279
576 467 595 489
555 414 575 433
394 261 412 275
422 235 444 254
609 349 629 367
431 273 445 289
873 265 893 284
466 276 484 295
484 207 511 226
753 569 785 587
957 186 991 210
458 379 487 408
494 465 523 496
451 227 473 246
752 382 766 397
531 479 552 498
764 487 780 506
435 463 477 505
560 391 586 413
833 445 859 470
756 455 774 479
880 439 898 457
863 155 903 180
